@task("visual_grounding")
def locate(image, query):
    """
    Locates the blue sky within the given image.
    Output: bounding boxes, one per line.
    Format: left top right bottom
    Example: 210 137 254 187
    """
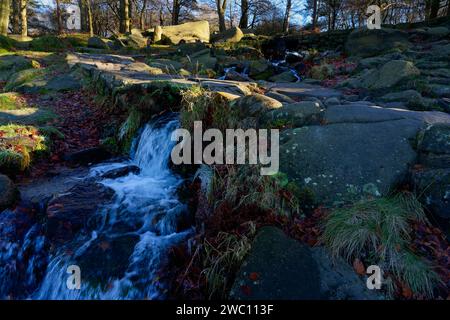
38 0 308 25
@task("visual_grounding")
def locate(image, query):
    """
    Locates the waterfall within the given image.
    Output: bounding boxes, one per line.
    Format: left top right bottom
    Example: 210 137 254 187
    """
0 114 193 300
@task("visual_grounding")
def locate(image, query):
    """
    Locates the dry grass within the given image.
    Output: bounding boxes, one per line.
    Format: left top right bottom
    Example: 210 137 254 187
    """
321 192 441 298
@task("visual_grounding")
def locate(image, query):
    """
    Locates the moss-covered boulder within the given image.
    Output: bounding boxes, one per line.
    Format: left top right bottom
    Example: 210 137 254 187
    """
4 68 47 93
345 28 410 58
232 93 282 118
269 70 298 83
154 20 210 44
212 26 244 43
0 55 36 81
357 60 420 90
87 36 111 49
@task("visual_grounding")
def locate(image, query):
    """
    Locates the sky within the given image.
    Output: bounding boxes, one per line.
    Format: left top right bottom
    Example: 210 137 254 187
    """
37 0 308 26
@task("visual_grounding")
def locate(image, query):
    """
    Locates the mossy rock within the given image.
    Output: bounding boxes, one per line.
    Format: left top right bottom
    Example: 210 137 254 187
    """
0 174 19 210
0 92 26 110
30 35 69 52
0 55 36 81
4 68 47 92
345 28 410 58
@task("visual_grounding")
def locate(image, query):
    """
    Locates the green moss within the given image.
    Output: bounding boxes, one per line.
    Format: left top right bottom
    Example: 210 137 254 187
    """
30 35 68 52
4 68 46 92
118 107 143 152
0 35 15 51
0 93 25 110
101 136 119 154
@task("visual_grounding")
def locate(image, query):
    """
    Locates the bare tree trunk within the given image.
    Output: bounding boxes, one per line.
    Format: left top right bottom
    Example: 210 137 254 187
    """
20 0 26 37
216 0 227 32
55 0 63 34
159 4 164 26
172 0 180 25
282 0 291 33
12 0 20 34
312 0 318 29
86 0 93 36
0 0 10 35
119 0 130 33
239 0 248 29
140 0 147 29
429 0 440 19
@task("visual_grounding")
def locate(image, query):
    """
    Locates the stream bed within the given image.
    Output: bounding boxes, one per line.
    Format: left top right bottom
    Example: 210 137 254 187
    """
0 114 193 299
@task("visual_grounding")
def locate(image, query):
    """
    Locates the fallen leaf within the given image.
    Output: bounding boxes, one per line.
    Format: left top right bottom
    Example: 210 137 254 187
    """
353 258 365 275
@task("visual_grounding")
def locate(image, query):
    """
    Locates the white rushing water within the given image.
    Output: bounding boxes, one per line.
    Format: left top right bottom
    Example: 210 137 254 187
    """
32 115 192 299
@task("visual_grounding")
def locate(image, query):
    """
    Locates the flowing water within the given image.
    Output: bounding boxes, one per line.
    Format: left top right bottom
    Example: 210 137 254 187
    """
0 114 193 299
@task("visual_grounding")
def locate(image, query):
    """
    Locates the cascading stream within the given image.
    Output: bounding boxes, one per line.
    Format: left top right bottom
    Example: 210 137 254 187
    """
0 114 192 300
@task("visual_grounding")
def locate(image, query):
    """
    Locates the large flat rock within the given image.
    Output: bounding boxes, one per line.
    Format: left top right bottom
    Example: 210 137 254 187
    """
66 53 256 96
265 82 342 99
324 104 450 125
280 119 420 204
230 227 379 300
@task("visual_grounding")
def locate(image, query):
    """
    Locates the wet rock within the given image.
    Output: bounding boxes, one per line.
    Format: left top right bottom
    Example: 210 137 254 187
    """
285 52 304 65
230 227 378 300
46 181 115 243
64 147 112 166
0 174 19 211
75 234 140 286
230 227 321 300
101 165 140 179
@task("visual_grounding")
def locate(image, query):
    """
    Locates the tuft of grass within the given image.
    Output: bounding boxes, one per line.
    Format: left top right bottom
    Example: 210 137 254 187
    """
321 192 441 298
201 222 256 299
0 124 47 173
180 86 240 132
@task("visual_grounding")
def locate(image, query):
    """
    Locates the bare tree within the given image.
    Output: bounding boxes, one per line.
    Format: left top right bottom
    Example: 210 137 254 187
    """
216 0 227 32
20 0 27 37
55 0 63 34
0 0 10 35
239 0 249 28
282 0 292 33
119 0 131 32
